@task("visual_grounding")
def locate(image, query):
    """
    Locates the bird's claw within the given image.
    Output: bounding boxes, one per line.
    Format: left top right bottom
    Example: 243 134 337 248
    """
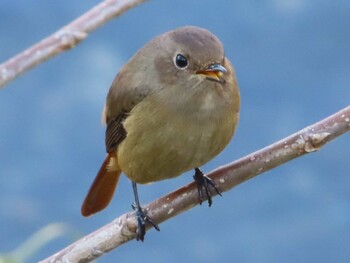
131 202 160 241
193 168 222 207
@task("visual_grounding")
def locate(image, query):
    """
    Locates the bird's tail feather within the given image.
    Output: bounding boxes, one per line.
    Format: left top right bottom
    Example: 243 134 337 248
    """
81 153 121 217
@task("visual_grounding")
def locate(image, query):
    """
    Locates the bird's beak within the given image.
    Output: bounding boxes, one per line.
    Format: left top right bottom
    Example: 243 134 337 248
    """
196 63 227 81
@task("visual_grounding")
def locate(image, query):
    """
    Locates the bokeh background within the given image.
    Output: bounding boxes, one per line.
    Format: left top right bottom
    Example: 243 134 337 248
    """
1 0 349 262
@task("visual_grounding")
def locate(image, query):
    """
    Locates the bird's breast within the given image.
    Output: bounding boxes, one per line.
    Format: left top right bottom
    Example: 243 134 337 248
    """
117 87 237 184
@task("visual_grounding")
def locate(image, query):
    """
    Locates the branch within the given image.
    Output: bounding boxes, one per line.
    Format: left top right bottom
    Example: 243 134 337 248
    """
41 105 350 262
0 0 148 88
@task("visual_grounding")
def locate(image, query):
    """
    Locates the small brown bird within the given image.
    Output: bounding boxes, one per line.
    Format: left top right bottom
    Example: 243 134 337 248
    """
81 26 240 241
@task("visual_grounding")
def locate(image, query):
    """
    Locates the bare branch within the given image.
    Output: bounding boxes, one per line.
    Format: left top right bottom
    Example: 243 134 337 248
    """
40 105 350 262
0 0 148 88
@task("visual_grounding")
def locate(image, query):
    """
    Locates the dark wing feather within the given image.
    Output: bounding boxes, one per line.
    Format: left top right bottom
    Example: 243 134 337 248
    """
105 112 127 153
105 61 153 153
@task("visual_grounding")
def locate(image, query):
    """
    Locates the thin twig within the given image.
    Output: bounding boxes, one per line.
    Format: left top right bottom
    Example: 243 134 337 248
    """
40 106 350 263
0 0 148 88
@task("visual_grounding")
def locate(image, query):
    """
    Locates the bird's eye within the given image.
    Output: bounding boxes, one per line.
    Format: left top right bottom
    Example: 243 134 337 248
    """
175 54 188 69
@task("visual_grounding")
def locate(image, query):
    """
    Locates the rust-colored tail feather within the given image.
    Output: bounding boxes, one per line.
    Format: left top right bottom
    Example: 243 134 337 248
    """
81 153 121 217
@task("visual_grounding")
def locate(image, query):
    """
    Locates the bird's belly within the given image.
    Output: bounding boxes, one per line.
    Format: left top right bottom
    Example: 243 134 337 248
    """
117 101 234 184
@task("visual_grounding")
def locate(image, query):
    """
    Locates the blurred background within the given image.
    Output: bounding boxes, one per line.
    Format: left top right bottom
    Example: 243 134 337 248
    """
0 0 349 262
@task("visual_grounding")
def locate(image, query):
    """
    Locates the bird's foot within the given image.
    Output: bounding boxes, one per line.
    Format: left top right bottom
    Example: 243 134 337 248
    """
131 202 160 241
193 167 222 207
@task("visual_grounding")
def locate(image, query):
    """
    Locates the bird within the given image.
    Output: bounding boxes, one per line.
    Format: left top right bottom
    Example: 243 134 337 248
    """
81 26 240 241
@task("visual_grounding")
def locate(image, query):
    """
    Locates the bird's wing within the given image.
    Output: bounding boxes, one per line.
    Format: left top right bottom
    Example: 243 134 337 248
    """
105 111 128 152
104 68 153 153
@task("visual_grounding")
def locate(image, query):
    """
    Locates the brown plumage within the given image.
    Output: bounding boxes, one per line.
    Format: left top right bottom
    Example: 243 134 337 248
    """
81 153 121 216
81 26 240 240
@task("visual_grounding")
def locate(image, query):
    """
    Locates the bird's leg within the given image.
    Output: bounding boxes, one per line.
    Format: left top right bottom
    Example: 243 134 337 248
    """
193 167 222 207
131 181 160 241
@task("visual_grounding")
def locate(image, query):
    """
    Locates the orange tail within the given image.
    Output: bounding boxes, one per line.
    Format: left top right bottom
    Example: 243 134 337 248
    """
81 153 121 217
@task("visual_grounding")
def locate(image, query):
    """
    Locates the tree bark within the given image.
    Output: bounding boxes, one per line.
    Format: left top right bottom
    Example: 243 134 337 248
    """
0 0 148 88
